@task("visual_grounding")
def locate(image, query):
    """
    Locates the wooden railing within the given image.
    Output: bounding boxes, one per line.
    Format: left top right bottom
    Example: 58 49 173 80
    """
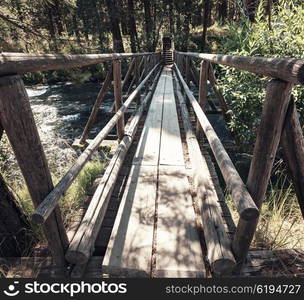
0 51 161 267
174 50 304 271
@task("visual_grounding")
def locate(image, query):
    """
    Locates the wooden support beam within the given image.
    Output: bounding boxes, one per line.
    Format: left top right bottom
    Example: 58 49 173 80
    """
281 98 304 218
65 69 161 265
32 63 160 225
0 75 68 267
174 64 259 221
190 59 200 87
232 79 293 269
196 60 210 138
79 68 113 144
176 51 304 85
0 52 156 75
174 76 236 276
122 58 136 90
185 56 191 85
208 65 231 123
113 60 124 140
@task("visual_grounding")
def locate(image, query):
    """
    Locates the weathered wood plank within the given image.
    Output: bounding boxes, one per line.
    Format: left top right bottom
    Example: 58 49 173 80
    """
155 166 205 278
159 69 184 166
102 165 157 277
132 72 165 166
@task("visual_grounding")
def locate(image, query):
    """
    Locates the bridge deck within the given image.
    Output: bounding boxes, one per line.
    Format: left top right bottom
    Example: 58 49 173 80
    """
102 67 205 277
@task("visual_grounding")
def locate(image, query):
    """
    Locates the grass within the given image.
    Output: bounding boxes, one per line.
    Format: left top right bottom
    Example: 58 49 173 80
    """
14 159 105 242
226 174 304 250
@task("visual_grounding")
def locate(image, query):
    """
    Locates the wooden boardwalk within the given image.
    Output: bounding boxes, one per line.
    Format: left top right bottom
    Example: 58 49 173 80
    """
102 67 205 277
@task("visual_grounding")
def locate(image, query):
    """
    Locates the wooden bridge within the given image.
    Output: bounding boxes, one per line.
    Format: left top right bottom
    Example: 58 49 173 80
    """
1 38 304 277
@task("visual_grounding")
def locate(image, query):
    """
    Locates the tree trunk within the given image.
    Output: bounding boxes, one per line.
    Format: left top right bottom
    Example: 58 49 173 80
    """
127 0 139 52
218 0 228 23
243 0 260 22
181 5 191 52
143 0 153 51
105 0 125 52
0 172 35 257
202 0 211 51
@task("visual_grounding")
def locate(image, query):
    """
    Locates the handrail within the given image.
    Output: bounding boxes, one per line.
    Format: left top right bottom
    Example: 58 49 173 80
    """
174 63 259 221
0 52 160 75
176 51 304 85
32 62 161 224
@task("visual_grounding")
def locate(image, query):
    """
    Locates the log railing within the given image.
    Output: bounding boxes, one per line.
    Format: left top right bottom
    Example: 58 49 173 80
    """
175 50 304 271
0 51 161 267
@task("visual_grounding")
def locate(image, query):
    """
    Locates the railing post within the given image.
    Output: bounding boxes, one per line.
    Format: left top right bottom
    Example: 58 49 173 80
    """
281 98 304 218
185 56 191 85
113 60 124 140
0 75 69 267
232 79 293 270
196 60 209 138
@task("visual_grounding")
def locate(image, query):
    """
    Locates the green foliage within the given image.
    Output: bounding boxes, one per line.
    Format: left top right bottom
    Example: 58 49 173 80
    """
216 0 304 150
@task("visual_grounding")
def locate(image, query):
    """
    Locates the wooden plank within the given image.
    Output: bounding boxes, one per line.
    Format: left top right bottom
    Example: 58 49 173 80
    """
132 72 165 166
155 166 205 278
159 70 184 166
102 165 157 277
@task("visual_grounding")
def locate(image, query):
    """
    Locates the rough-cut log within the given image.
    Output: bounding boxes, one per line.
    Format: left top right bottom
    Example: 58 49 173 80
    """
281 98 304 218
113 60 124 139
174 76 236 276
79 69 113 144
65 69 161 265
174 64 259 221
176 51 304 85
232 79 293 268
0 52 157 75
208 65 231 123
196 60 209 137
32 63 160 225
0 75 68 266
122 58 136 90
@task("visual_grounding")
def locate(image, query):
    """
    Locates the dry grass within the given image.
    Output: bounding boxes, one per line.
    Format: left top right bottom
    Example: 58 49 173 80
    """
227 176 304 250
